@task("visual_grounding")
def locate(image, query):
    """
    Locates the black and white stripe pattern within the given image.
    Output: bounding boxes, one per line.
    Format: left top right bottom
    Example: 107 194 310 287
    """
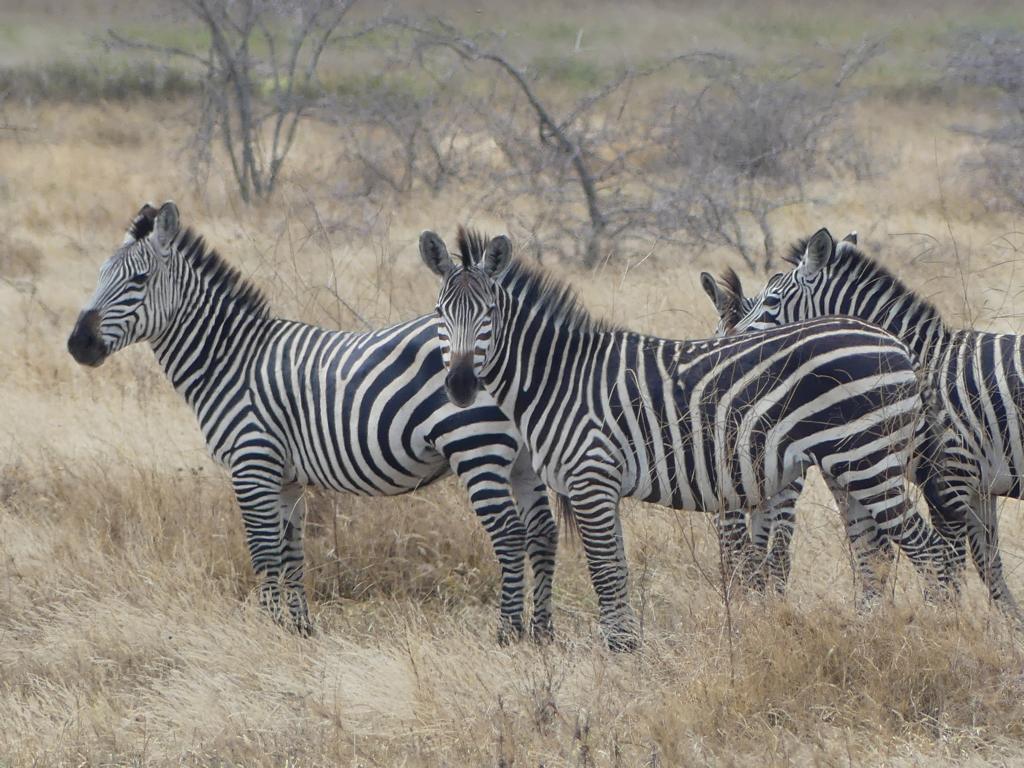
420 227 954 650
700 263 904 592
728 228 1024 615
68 203 558 642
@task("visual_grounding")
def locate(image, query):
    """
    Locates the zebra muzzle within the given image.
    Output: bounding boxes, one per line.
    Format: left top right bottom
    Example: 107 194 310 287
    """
67 309 109 367
444 354 480 408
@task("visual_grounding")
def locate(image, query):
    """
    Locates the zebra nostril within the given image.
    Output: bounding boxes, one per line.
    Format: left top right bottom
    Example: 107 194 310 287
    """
444 365 479 408
67 310 108 367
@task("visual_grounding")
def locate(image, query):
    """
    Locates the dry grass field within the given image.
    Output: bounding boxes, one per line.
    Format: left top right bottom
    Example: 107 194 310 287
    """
3 2 1024 765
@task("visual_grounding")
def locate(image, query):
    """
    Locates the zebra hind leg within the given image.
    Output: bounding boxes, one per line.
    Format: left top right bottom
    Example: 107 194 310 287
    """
841 477 954 603
819 477 895 605
510 452 558 643
967 493 1021 620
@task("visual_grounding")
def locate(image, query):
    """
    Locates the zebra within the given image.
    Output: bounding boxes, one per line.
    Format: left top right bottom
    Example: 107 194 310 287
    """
725 227 1024 616
419 226 955 651
699 270 805 591
66 202 559 643
698 242 884 592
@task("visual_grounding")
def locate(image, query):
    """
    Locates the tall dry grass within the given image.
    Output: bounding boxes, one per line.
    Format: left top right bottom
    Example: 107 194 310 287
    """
2 51 1024 767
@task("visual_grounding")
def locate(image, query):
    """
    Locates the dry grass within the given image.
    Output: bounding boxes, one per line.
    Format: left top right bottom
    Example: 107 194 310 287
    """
4 4 1024 764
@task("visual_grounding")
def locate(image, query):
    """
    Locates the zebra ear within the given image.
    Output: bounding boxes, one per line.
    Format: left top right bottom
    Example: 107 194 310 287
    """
482 235 512 278
699 272 724 312
419 230 453 277
803 228 835 275
842 231 858 245
154 201 180 253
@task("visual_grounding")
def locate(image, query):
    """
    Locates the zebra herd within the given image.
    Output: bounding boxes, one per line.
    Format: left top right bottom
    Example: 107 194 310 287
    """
67 202 1022 651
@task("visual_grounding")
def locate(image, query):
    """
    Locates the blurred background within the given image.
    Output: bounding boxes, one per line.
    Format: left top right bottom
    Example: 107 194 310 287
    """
3 2 1024 765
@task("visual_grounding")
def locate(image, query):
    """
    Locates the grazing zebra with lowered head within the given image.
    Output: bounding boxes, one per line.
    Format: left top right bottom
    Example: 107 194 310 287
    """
67 202 558 642
419 226 955 650
700 270 803 589
699 245 924 593
725 227 1024 616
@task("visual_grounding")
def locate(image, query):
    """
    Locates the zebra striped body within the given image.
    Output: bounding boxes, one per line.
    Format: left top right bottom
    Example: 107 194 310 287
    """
729 228 1024 614
420 228 953 650
67 203 557 641
699 263 937 593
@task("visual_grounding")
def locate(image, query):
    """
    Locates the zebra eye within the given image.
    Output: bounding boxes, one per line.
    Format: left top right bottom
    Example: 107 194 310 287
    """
129 271 149 285
763 295 780 308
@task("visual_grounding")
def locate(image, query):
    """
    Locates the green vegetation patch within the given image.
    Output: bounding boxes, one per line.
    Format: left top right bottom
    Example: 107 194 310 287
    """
1 59 199 103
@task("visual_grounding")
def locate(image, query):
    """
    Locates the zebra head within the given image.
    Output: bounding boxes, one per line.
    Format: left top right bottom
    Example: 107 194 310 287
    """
731 228 859 334
700 268 749 336
68 201 182 366
419 226 513 408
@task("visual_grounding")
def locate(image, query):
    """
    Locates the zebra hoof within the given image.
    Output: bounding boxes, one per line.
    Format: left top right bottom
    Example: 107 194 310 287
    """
497 618 526 646
602 626 641 653
293 618 316 638
530 615 555 644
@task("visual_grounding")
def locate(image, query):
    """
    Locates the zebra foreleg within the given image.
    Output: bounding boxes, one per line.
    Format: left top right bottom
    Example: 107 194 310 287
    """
567 482 638 652
279 483 312 636
716 480 802 597
232 461 291 628
510 451 558 643
920 444 974 587
713 509 752 594
460 471 530 644
927 470 1018 614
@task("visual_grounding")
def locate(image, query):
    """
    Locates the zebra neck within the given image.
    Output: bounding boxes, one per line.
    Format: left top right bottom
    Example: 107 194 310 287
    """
149 285 272 412
836 258 952 371
897 314 950 370
853 295 950 372
484 299 604 424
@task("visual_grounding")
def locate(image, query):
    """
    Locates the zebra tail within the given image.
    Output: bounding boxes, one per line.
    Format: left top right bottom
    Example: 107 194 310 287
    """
554 493 581 547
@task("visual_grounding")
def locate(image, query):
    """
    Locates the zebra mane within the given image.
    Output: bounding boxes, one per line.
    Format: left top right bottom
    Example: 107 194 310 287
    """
175 228 271 318
783 237 811 267
720 267 744 302
456 225 488 269
125 204 158 243
497 258 618 334
784 235 946 327
714 266 746 326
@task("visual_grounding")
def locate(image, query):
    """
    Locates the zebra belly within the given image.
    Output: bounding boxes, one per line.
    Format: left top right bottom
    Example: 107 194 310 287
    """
635 459 801 513
288 450 450 496
276 401 447 496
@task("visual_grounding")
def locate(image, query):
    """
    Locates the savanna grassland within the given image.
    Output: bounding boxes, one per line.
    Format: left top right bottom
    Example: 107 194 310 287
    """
3 1 1024 765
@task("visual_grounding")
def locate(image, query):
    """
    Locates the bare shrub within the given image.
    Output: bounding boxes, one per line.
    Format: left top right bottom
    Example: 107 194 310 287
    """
643 56 876 272
410 18 660 267
326 66 474 200
110 0 358 203
356 20 877 271
949 31 1024 210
